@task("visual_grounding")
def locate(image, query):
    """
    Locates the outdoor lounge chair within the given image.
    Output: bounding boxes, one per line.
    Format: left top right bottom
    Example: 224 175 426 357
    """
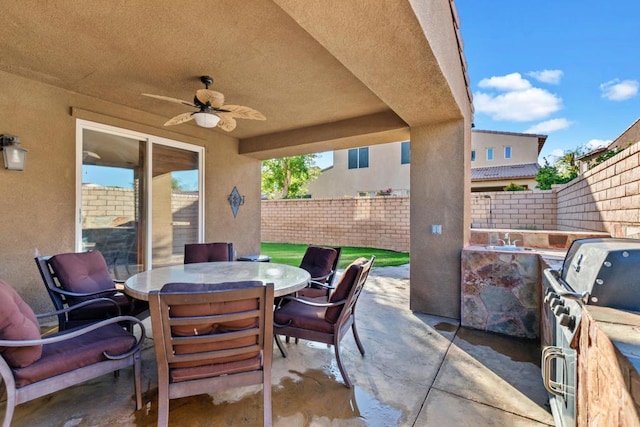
183 242 235 264
148 281 274 427
0 279 144 427
273 256 375 387
296 245 341 299
35 251 149 331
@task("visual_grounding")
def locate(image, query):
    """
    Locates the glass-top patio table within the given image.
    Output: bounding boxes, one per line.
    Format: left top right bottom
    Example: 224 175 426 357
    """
124 261 310 300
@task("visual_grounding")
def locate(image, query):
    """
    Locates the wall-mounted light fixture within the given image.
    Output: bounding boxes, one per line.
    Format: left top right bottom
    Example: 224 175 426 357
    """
228 186 245 218
1 134 27 171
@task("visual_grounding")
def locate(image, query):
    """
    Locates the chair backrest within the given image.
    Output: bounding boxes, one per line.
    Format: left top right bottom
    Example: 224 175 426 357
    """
299 246 341 284
325 256 375 324
184 242 234 264
39 251 116 304
149 281 273 425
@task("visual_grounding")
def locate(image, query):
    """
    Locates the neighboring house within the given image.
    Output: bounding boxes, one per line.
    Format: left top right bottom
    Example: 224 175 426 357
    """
308 130 546 198
575 117 639 173
307 142 411 198
608 117 640 151
470 130 546 192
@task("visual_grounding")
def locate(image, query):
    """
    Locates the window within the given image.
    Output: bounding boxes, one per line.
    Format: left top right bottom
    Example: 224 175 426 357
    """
504 146 512 159
77 120 204 279
487 148 494 161
348 147 369 169
471 150 476 162
400 141 410 164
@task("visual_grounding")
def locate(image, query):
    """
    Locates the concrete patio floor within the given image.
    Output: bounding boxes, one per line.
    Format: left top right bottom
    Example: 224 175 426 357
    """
6 265 554 426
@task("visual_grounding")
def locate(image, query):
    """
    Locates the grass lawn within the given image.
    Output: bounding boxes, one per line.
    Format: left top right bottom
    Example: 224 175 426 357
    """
260 242 409 268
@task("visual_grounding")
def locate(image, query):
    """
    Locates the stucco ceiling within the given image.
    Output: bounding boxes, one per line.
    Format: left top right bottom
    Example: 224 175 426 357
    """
0 0 465 151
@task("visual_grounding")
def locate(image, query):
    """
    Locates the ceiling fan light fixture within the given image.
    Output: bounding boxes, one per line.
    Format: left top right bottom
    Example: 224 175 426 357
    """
193 112 220 128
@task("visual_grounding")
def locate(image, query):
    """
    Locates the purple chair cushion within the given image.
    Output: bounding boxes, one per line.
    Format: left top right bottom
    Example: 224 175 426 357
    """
273 298 333 333
184 243 232 263
160 282 262 368
12 323 136 387
299 246 337 281
0 280 43 368
325 257 368 324
49 251 116 304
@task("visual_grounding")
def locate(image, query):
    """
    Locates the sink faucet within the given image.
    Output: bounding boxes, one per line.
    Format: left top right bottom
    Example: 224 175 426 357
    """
499 233 519 247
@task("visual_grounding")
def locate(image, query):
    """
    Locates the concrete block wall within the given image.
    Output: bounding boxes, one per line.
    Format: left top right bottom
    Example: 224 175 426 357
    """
471 190 557 230
82 186 136 227
557 140 640 238
261 196 410 252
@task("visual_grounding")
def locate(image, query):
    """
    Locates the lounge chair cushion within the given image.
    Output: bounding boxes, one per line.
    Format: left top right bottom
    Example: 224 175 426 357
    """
325 257 368 323
274 298 333 333
0 280 43 368
12 323 136 387
49 251 116 303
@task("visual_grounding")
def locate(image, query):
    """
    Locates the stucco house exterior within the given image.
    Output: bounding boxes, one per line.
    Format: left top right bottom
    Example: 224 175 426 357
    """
0 1 472 319
308 129 546 198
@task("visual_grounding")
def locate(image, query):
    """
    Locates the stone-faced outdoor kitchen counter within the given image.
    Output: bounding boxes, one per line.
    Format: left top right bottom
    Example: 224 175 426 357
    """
577 305 640 425
461 245 565 339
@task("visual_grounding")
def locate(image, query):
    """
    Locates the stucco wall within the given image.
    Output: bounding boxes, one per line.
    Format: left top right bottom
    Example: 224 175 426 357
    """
0 71 261 312
261 197 410 252
557 140 640 239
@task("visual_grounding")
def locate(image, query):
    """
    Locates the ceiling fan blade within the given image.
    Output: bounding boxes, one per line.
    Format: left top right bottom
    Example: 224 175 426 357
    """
221 105 266 120
217 115 237 132
196 89 225 108
164 112 194 126
142 93 196 108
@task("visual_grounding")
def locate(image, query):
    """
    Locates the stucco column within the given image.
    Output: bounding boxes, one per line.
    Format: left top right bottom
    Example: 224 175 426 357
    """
410 120 470 319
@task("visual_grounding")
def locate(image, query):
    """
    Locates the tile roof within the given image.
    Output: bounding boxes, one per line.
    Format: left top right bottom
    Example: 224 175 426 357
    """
471 163 539 181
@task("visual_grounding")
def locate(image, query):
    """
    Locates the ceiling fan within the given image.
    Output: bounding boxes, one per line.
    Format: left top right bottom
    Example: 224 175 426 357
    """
142 76 265 132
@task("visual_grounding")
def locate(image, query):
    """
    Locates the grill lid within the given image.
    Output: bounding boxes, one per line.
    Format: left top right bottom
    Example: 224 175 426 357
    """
561 238 640 311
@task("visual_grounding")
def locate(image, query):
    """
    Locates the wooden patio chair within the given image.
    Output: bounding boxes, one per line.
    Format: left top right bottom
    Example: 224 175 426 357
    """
296 245 342 299
148 281 274 427
0 279 145 427
35 251 149 331
183 242 235 263
273 256 375 387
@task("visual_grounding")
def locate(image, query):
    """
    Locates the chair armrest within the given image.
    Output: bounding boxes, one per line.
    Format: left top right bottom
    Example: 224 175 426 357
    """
36 297 122 319
48 286 120 299
0 315 146 359
308 280 335 290
279 295 347 308
310 270 333 282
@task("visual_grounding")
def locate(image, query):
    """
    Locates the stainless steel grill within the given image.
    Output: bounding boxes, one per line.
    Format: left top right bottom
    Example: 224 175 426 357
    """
541 237 640 427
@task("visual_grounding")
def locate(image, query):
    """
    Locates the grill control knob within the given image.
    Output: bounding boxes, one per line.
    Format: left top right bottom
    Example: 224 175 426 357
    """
554 305 569 316
550 298 564 309
558 313 576 330
544 292 558 304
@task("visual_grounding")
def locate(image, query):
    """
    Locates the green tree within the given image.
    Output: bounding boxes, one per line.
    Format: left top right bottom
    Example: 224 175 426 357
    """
535 157 578 190
261 155 320 199
504 182 526 191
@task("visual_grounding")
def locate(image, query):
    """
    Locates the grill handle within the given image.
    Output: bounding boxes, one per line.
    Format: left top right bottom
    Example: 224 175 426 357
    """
541 346 567 398
546 270 591 304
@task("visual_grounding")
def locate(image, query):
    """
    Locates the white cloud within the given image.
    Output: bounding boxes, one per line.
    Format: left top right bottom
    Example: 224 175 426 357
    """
584 139 611 150
600 79 639 101
527 69 563 84
474 88 563 122
478 72 532 91
524 118 572 134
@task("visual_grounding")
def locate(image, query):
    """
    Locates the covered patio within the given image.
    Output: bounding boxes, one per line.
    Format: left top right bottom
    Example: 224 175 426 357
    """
0 0 471 318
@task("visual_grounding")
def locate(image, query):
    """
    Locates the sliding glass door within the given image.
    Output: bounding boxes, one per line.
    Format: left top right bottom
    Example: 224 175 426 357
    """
77 121 203 279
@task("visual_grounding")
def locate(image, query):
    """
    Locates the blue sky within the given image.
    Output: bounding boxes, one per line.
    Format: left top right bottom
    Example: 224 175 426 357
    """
456 0 640 162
